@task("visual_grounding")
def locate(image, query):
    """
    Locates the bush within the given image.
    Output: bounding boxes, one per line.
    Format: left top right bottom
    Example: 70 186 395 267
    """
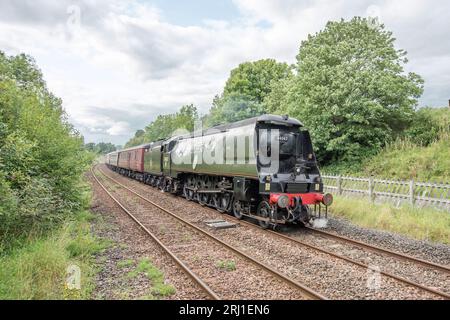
0 51 92 246
404 108 441 146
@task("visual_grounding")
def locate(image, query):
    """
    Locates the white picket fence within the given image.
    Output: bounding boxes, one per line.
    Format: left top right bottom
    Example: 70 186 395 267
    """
322 175 450 211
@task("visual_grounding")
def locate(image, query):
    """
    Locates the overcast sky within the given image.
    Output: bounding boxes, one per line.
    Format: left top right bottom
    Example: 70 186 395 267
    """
1 0 449 145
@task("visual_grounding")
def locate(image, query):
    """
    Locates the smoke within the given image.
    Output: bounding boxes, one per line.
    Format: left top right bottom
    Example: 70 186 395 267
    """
312 218 328 229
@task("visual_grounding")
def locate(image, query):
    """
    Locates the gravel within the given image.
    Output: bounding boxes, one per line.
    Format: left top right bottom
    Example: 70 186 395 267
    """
88 172 210 300
99 165 449 299
321 216 450 266
94 169 308 300
285 225 450 296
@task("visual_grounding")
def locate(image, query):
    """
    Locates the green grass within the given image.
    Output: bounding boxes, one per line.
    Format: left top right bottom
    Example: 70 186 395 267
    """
330 195 450 244
128 258 175 298
361 133 450 182
117 259 134 268
323 134 450 182
0 211 107 299
323 107 450 182
216 260 236 271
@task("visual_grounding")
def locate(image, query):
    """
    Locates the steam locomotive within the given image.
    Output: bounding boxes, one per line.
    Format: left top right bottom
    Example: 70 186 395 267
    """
105 114 332 228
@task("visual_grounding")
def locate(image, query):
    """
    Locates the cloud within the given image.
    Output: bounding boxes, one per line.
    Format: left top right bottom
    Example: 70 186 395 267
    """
106 121 131 136
1 0 449 145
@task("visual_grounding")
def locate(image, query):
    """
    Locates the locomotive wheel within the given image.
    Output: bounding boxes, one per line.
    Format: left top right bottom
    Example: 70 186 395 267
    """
165 179 172 193
199 192 209 206
232 200 244 219
215 193 231 213
185 185 195 201
212 194 223 212
183 184 190 199
184 177 196 200
221 193 232 213
257 201 272 229
193 178 202 203
198 177 211 206
160 178 167 192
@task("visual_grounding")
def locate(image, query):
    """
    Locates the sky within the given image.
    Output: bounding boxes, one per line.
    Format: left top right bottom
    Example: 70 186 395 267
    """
1 0 449 145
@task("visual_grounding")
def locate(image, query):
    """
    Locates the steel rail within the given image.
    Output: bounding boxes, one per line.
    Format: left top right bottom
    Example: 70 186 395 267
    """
91 167 220 300
99 165 449 299
212 210 450 299
305 226 450 274
257 223 450 299
96 167 326 300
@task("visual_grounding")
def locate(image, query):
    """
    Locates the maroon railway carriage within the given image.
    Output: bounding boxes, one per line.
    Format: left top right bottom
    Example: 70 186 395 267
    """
115 144 150 180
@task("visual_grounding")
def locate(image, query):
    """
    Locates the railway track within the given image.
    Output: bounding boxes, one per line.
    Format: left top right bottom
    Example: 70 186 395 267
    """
92 166 326 300
98 165 449 299
304 226 450 274
257 224 450 299
91 167 220 300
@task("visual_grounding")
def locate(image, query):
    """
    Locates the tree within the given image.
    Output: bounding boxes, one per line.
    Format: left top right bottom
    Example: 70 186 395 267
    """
0 51 92 238
205 93 265 127
204 59 292 127
84 142 116 154
134 129 145 138
269 17 423 163
124 104 198 147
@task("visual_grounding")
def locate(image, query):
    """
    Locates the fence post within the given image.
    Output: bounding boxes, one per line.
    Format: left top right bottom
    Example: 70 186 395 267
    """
409 180 415 206
337 175 342 195
368 176 374 202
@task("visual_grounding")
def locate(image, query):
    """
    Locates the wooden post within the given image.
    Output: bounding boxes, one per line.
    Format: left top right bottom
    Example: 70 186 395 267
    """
337 176 342 195
368 177 374 202
409 180 415 205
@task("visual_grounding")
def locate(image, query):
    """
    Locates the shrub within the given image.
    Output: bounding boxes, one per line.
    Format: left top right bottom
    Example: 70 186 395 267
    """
0 51 92 244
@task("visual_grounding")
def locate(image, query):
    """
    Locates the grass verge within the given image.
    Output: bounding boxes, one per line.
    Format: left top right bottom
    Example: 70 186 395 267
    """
0 210 107 299
330 195 450 244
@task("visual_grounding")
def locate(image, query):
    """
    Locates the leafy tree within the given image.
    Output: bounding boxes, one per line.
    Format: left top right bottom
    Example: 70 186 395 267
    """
134 129 145 138
125 104 198 147
205 59 292 127
85 142 116 154
84 142 96 152
205 93 265 127
268 17 424 163
223 59 292 103
0 51 92 241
